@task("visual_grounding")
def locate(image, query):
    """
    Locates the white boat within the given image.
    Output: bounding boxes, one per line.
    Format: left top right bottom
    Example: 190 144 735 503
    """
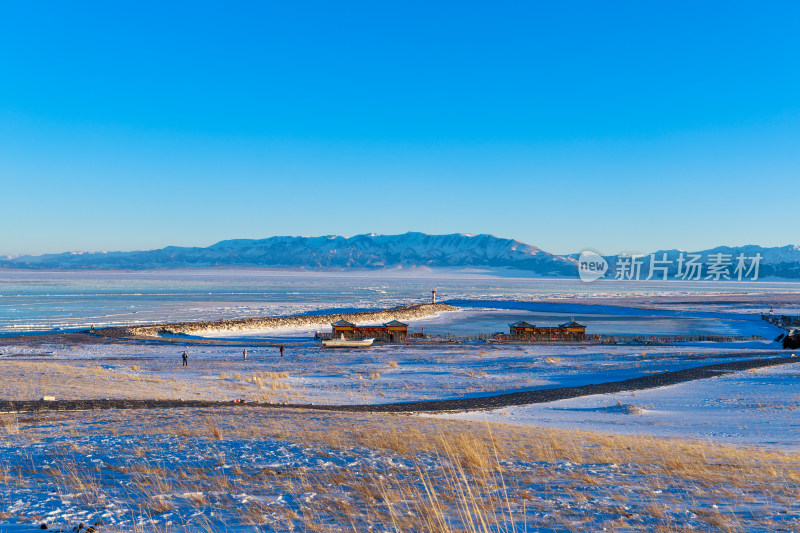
321 334 375 348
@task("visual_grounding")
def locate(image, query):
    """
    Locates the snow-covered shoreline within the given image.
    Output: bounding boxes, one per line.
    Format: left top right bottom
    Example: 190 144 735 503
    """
106 303 456 338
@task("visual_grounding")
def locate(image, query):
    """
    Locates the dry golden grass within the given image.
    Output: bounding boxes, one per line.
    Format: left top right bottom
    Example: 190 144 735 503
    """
0 358 303 403
0 360 185 401
243 371 292 391
49 460 108 507
2 407 799 532
0 415 20 436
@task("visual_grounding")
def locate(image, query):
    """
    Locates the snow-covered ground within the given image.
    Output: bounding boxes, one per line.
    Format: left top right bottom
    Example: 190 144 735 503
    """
1 298 795 451
434 362 800 450
2 407 798 532
1 336 785 404
2 282 800 531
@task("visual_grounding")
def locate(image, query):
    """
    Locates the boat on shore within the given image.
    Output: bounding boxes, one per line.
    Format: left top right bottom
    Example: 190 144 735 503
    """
321 335 375 348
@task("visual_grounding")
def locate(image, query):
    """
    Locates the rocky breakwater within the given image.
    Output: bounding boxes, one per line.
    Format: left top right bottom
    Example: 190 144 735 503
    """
100 303 456 340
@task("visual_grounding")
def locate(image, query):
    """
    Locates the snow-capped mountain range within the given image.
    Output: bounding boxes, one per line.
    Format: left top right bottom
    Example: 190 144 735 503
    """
2 233 799 279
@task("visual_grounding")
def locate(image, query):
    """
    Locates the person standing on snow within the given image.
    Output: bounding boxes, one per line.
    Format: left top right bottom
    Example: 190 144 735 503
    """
279 345 284 357
182 351 188 366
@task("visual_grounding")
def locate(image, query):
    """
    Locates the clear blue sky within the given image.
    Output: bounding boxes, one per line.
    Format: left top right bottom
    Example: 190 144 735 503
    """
1 1 799 256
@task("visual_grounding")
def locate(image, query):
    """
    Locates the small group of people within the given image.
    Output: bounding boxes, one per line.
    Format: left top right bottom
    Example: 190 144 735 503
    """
181 345 284 366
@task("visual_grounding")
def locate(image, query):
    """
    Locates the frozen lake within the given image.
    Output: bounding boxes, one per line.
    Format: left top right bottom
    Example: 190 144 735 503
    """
2 268 800 335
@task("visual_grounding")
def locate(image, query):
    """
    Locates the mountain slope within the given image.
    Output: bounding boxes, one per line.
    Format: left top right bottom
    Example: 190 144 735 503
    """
2 234 798 279
0 233 577 275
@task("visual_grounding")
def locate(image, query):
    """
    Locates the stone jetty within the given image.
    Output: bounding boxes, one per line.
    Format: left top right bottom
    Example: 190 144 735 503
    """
98 303 456 340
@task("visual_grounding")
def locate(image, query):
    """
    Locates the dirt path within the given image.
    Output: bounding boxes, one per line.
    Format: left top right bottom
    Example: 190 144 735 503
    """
1 355 796 415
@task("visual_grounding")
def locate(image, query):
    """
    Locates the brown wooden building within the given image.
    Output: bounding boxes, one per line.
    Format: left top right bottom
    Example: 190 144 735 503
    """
557 320 587 335
509 321 537 335
331 319 356 335
509 319 586 339
331 319 409 340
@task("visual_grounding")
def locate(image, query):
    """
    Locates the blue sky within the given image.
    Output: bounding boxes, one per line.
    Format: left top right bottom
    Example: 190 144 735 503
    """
1 1 799 256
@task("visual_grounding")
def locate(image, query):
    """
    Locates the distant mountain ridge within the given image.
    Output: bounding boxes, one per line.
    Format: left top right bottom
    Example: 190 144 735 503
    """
1 233 799 279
